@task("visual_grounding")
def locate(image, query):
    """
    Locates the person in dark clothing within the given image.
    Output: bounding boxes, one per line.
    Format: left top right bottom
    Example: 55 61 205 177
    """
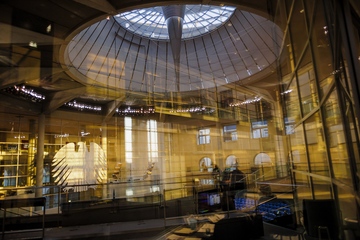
212 164 221 190
213 164 221 176
220 166 247 192
220 165 247 210
229 168 247 191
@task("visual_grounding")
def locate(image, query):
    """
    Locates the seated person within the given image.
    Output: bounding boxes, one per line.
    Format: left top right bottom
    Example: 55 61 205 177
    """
220 166 247 192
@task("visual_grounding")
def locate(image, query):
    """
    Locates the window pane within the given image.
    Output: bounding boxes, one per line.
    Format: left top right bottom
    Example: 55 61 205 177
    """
305 112 328 177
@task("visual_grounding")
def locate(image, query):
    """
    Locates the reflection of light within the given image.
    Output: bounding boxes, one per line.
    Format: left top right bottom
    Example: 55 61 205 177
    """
81 131 90 137
126 188 133 196
64 100 102 112
14 135 25 139
229 96 262 107
170 106 215 114
281 89 293 95
29 41 37 48
200 179 214 185
54 133 69 138
117 105 155 116
324 26 328 35
150 186 160 193
17 85 45 100
4 85 46 101
46 24 52 33
143 162 155 179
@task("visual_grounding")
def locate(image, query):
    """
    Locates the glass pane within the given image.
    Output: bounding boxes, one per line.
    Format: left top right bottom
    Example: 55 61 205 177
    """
294 171 311 200
324 90 352 182
273 0 288 30
312 177 332 199
311 2 333 91
280 33 294 77
289 0 308 67
298 67 318 115
305 112 328 177
290 125 308 172
298 43 313 69
303 0 315 20
284 77 301 121
337 184 358 227
285 0 294 14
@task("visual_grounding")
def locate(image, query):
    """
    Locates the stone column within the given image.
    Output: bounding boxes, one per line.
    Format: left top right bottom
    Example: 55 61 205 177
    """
35 114 45 197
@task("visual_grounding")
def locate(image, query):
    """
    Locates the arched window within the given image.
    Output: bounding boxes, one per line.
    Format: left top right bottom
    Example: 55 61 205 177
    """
254 152 272 165
199 157 212 172
225 155 238 169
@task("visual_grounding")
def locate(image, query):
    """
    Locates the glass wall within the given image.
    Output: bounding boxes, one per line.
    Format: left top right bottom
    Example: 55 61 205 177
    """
0 0 359 237
275 0 360 233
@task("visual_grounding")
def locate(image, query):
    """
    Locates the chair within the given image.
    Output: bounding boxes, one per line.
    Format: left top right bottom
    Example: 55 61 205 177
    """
302 199 340 240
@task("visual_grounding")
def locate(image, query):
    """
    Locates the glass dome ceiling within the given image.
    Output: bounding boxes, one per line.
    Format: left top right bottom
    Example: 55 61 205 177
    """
65 5 283 93
115 5 236 40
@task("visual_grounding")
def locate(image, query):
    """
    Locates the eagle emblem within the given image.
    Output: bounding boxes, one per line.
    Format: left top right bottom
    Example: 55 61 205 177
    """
52 142 107 192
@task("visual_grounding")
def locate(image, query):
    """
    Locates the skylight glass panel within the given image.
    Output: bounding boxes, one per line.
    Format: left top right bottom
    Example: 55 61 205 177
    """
115 5 235 40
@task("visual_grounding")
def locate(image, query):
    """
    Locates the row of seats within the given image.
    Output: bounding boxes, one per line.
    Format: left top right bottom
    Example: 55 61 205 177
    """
234 197 293 222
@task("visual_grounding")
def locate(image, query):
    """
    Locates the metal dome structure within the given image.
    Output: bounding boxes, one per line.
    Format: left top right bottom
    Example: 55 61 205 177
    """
64 5 282 94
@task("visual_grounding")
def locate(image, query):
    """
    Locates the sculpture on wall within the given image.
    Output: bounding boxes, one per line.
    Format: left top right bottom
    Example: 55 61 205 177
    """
52 142 107 192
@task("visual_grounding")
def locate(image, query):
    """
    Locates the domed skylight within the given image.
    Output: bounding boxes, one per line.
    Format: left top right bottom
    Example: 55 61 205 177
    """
115 5 236 40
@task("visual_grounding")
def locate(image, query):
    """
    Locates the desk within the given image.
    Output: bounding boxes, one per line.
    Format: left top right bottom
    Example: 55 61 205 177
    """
166 223 214 240
163 213 263 240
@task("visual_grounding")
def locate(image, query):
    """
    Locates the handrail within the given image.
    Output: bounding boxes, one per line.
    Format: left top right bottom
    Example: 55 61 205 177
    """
0 197 46 239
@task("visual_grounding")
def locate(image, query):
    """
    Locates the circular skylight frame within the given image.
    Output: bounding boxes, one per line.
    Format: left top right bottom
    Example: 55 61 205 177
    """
115 5 236 40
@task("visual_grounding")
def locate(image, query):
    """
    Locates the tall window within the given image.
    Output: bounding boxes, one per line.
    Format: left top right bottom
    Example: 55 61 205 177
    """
251 120 268 138
147 119 158 162
223 124 237 142
124 117 133 163
284 117 295 135
198 128 210 145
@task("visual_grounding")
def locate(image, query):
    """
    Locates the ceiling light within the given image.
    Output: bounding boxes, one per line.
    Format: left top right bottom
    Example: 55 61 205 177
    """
281 89 292 95
116 105 155 116
3 85 45 102
64 100 102 112
29 41 37 48
229 96 262 107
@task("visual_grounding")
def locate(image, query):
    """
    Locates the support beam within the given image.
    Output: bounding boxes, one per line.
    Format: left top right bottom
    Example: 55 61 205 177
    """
103 96 125 122
43 87 86 114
